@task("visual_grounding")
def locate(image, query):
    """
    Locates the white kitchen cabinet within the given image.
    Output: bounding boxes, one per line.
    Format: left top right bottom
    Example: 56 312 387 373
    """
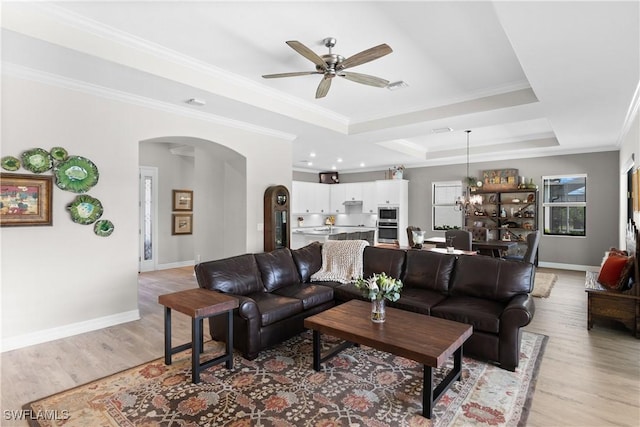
376 179 408 205
361 182 377 213
329 184 346 213
343 183 363 202
292 181 330 213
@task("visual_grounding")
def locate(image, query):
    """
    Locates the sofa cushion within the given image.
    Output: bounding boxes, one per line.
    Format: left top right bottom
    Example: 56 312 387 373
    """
274 283 334 310
247 292 304 326
388 288 447 315
450 256 534 302
597 250 634 290
255 248 300 292
430 296 504 334
363 246 406 279
291 241 323 283
402 250 456 293
195 254 264 295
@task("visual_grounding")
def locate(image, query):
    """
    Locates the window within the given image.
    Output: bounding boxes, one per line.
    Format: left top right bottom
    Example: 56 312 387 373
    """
542 174 586 236
433 181 463 230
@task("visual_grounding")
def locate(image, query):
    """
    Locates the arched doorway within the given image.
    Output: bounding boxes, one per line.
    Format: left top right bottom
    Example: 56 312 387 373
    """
139 136 247 271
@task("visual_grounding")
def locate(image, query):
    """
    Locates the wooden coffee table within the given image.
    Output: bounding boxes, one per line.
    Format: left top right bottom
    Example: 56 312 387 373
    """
304 299 472 419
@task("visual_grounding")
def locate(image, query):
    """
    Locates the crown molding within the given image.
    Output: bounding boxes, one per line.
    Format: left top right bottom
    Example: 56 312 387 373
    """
617 79 640 146
2 62 298 142
2 2 350 133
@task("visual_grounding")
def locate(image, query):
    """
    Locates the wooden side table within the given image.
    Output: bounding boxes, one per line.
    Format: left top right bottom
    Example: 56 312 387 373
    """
158 288 239 383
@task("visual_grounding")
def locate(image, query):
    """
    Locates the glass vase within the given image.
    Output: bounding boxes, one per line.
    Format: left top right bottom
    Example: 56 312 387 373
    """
371 298 386 323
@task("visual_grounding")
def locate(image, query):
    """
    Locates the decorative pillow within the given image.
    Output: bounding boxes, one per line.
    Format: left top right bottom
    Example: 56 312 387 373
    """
597 251 634 290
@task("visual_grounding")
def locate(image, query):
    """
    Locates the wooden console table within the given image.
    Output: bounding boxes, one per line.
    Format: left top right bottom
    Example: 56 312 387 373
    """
586 271 640 338
158 288 239 383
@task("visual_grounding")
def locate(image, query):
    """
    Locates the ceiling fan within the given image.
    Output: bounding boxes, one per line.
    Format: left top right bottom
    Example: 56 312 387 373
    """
262 37 393 99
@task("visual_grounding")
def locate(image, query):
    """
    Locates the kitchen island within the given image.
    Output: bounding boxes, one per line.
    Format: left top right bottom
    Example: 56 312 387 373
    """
291 226 376 249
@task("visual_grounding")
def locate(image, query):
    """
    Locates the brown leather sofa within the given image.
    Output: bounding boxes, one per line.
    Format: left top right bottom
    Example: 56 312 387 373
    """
195 242 535 371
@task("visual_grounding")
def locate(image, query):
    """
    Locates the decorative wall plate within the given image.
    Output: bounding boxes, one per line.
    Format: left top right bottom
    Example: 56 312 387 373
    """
54 156 99 193
1 156 21 171
50 147 69 162
94 219 114 237
21 148 53 173
67 195 103 224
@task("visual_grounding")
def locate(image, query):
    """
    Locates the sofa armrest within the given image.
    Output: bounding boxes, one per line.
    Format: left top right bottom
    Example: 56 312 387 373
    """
235 295 260 321
501 294 535 328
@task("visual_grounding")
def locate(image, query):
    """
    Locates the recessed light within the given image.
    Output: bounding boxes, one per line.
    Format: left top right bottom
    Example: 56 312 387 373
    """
310 152 316 157
308 162 313 166
331 165 337 170
186 98 206 106
432 127 453 133
337 158 343 163
360 162 365 167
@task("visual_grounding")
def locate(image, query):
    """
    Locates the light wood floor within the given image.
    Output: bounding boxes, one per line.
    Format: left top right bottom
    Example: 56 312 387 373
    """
1 267 639 426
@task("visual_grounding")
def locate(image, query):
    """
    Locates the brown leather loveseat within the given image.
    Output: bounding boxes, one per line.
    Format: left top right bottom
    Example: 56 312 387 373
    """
195 242 535 371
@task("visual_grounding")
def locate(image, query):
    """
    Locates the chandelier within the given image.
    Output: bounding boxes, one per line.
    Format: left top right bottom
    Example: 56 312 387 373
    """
455 130 483 211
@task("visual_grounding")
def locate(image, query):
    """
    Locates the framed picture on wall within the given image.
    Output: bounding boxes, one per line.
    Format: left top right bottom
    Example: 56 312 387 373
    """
0 173 53 227
172 189 193 211
172 213 193 235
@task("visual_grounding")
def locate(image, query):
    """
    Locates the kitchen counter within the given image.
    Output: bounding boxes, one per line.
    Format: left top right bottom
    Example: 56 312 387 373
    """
293 226 376 236
291 226 376 249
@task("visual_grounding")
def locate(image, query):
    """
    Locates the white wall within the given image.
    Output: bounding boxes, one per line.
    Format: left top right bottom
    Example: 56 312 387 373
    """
1 74 292 350
619 106 640 246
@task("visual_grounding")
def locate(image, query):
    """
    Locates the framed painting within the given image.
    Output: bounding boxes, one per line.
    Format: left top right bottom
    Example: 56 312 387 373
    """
172 189 193 211
172 213 193 235
1 173 53 227
482 169 519 191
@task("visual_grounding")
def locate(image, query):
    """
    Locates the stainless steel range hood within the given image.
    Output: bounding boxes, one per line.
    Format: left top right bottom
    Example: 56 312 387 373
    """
343 200 363 206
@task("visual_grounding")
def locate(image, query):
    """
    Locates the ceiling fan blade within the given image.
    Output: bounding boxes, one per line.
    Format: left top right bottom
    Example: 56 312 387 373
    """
316 76 332 99
262 71 321 79
340 72 389 88
286 41 327 71
339 43 393 70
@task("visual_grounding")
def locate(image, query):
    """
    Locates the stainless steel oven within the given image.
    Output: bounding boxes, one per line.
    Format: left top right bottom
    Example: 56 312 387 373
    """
378 207 398 222
377 221 399 243
377 207 399 243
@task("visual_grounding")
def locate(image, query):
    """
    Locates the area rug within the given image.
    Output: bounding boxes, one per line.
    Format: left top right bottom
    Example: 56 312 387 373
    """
532 272 558 298
25 331 548 427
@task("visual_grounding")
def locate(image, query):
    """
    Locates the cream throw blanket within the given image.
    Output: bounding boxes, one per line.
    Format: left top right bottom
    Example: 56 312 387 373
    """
311 240 369 284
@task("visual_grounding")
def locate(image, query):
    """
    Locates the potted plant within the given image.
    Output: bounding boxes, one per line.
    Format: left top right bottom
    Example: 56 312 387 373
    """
355 272 403 323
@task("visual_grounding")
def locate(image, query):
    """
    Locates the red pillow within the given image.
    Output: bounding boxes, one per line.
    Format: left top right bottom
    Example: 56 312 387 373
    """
598 252 634 290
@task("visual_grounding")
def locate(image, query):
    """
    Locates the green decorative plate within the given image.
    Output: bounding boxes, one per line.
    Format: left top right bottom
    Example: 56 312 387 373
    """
94 219 114 237
1 156 21 171
54 156 99 193
21 148 53 173
67 195 103 225
50 147 69 162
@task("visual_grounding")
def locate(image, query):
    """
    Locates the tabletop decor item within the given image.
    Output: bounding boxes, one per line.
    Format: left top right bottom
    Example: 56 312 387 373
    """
67 194 103 225
50 147 69 162
54 156 99 193
1 156 21 171
355 272 403 323
94 219 115 237
21 148 53 174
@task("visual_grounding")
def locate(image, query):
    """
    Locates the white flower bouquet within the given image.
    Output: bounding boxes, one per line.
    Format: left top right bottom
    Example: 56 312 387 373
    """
355 272 403 302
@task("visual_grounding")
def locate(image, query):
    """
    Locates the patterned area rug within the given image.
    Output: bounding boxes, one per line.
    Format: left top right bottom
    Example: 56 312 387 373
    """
25 331 547 427
532 272 558 298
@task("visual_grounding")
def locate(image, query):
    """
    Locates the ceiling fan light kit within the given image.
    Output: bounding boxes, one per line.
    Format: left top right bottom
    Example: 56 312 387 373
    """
262 37 394 99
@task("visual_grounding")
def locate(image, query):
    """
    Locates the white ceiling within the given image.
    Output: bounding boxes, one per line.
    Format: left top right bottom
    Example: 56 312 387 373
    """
2 1 639 173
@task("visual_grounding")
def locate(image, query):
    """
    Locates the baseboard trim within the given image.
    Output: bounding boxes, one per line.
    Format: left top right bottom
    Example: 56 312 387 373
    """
538 261 599 271
1 309 141 353
156 260 195 270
